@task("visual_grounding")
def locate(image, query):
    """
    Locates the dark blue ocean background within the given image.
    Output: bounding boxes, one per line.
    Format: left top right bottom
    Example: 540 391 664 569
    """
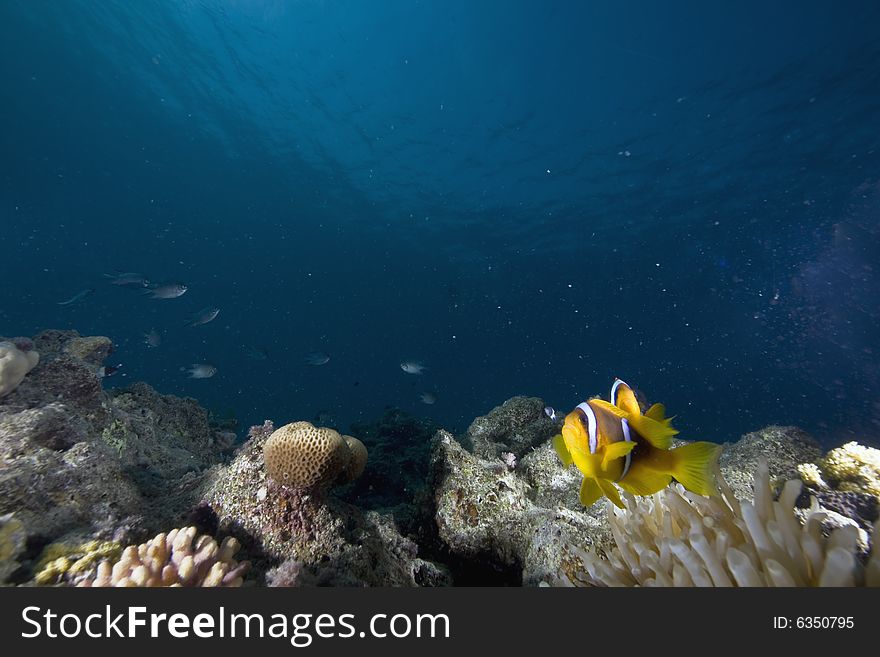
1 1 879 447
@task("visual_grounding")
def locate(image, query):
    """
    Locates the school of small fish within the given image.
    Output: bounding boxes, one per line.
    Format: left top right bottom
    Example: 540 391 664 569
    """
53 270 444 409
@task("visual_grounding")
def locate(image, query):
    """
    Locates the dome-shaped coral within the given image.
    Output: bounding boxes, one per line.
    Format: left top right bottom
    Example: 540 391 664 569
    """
264 421 367 490
342 434 368 482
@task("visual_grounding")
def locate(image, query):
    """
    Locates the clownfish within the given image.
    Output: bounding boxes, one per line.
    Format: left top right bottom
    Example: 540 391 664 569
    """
552 379 722 508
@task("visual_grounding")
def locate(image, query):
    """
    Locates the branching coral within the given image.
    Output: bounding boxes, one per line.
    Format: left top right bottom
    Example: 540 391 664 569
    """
77 526 249 587
560 461 880 587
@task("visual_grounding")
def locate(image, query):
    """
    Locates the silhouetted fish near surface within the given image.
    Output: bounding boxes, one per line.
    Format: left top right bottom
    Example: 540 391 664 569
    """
57 288 95 306
187 306 220 327
304 351 330 366
104 272 150 288
400 361 426 374
145 282 188 299
182 364 217 379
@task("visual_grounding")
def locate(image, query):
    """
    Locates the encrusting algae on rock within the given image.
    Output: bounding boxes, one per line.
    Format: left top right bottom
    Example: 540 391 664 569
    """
34 539 123 586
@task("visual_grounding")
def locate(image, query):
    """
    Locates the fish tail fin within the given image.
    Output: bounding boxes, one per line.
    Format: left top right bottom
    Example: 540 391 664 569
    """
669 442 723 497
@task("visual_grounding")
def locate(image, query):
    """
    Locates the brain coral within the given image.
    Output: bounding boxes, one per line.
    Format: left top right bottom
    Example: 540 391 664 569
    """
264 421 367 490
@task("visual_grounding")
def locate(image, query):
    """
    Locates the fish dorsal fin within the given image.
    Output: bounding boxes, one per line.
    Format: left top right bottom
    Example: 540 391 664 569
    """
611 379 642 416
589 398 628 419
552 434 573 467
601 440 636 469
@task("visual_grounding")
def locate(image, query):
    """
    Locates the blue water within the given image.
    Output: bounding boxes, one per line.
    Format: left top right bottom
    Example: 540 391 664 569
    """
1 1 879 446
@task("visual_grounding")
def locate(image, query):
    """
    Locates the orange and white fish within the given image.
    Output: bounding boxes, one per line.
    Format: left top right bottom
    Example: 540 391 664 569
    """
552 379 722 508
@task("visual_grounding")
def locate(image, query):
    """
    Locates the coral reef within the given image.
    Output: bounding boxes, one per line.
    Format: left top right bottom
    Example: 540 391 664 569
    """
429 401 824 585
0 330 232 565
812 442 880 499
2 335 875 589
718 425 822 502
78 526 249 587
34 539 123 585
466 396 557 459
0 339 39 398
430 428 610 585
202 421 450 586
343 407 438 512
557 461 880 587
264 421 366 491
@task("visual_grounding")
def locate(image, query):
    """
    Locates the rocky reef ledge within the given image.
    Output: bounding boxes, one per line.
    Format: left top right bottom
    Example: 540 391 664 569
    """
1 330 877 586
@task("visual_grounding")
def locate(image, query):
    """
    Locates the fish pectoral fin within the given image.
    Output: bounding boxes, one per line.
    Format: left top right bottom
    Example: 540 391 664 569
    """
596 479 625 509
645 403 666 421
617 460 673 496
601 441 636 469
670 442 723 497
611 380 642 416
627 413 678 450
579 478 604 507
552 434 573 467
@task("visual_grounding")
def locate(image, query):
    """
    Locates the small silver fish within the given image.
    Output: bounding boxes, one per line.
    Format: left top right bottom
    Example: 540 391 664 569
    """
544 406 558 422
104 272 150 288
143 329 161 348
304 351 331 366
401 361 426 374
183 363 217 379
187 306 220 327
146 283 188 299
57 288 95 306
245 345 269 360
420 392 437 405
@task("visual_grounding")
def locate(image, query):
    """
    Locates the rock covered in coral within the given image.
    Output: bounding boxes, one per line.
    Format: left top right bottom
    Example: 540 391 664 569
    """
264 421 367 491
430 398 829 586
430 428 609 585
0 330 232 563
34 539 123 585
466 396 557 460
78 526 249 587
810 442 880 498
0 339 39 398
343 407 438 511
0 513 26 583
795 441 880 531
203 421 449 587
718 425 822 502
